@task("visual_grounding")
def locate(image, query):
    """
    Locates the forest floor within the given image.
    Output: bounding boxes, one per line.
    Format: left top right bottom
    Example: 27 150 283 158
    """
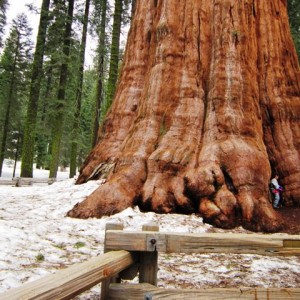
278 206 300 234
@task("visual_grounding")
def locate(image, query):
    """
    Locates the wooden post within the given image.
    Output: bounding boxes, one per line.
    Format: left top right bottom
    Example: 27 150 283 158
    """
100 222 124 300
139 222 159 286
16 177 22 187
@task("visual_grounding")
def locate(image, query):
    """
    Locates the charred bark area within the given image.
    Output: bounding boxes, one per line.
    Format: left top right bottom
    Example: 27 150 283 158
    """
67 0 300 233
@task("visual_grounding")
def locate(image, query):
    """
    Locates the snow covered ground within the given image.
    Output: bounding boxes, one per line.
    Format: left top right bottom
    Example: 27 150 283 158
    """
0 163 299 298
1 160 70 180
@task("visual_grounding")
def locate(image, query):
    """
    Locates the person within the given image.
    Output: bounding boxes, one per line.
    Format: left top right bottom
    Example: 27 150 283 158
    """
270 174 283 209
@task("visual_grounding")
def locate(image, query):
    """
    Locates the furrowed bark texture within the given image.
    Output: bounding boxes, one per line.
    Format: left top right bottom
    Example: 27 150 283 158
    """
68 0 300 232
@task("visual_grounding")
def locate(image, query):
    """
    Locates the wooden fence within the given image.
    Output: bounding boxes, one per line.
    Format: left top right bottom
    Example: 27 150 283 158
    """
1 222 300 299
0 177 56 186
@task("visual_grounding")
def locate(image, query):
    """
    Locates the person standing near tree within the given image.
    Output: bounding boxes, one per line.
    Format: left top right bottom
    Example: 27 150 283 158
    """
271 175 283 209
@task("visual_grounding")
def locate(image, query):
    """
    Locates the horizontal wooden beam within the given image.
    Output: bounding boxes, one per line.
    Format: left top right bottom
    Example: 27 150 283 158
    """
0 250 136 300
105 231 300 256
12 177 57 186
108 283 300 300
0 179 17 186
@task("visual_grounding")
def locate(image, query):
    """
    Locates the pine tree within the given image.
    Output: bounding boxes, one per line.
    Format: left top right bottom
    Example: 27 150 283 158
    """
34 0 67 171
91 0 108 147
21 0 51 178
0 13 33 176
69 0 91 178
0 0 8 49
105 0 123 113
80 68 97 162
49 0 75 178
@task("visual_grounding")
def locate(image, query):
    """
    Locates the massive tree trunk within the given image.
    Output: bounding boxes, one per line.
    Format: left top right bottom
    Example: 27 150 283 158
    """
67 0 300 232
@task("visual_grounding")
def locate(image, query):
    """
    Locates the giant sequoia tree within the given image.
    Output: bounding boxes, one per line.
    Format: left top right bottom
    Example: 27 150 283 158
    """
68 0 300 232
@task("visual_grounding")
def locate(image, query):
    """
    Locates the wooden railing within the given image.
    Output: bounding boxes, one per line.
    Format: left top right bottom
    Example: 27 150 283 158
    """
0 250 136 300
1 222 300 299
0 177 56 186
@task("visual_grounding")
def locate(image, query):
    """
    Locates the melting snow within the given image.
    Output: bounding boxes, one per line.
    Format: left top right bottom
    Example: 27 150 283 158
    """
0 163 299 298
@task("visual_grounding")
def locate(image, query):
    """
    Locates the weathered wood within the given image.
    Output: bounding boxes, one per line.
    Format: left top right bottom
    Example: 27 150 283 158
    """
101 222 124 300
105 231 300 256
108 283 300 300
139 223 159 286
0 178 18 186
0 250 135 300
12 177 57 187
16 177 32 187
104 222 124 235
142 222 160 232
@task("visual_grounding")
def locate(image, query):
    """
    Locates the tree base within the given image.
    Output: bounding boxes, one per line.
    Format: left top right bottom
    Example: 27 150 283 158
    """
67 158 284 233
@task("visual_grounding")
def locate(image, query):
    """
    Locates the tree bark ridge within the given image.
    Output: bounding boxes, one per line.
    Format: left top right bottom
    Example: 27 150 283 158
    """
68 0 300 233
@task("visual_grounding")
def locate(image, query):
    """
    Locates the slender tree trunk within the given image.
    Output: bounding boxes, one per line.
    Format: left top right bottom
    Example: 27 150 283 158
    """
49 0 75 178
69 0 90 178
12 131 21 178
68 0 300 233
105 0 123 111
0 37 19 177
91 0 108 147
20 0 50 178
35 65 53 169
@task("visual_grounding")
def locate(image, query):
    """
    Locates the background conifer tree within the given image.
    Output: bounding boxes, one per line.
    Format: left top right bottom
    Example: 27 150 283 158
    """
0 13 33 176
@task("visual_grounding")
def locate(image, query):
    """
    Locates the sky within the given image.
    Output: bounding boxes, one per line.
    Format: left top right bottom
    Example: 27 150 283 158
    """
5 0 130 68
6 0 42 40
0 161 300 298
5 0 95 67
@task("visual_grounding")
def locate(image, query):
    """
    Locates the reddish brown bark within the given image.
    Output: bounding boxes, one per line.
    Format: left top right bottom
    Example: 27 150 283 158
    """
67 0 300 232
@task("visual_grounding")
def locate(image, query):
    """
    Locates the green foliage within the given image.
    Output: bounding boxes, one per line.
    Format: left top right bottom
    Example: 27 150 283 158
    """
90 0 110 147
54 243 66 250
0 0 8 48
49 0 75 178
21 0 51 177
288 0 300 61
36 253 45 261
74 241 85 248
0 0 133 176
79 69 98 158
0 13 33 175
105 0 123 112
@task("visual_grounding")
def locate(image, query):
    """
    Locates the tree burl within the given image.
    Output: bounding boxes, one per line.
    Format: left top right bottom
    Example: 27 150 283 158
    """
67 0 300 232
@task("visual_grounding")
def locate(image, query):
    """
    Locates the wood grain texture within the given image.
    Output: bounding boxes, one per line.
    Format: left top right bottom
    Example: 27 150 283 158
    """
105 231 300 256
0 250 135 300
67 0 300 233
108 283 300 300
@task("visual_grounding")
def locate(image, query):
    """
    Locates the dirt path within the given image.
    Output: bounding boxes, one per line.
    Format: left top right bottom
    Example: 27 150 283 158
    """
278 207 300 234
